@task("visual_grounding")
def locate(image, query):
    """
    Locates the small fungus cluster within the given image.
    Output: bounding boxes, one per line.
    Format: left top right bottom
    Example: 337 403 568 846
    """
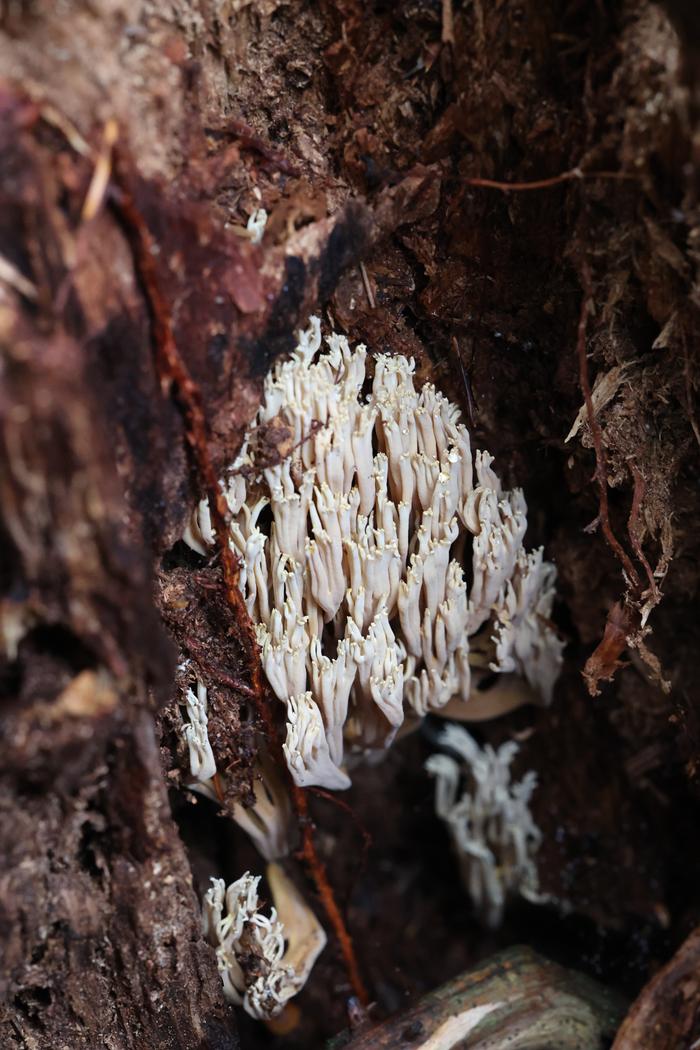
426 724 545 928
185 318 563 791
203 864 326 1020
181 680 216 782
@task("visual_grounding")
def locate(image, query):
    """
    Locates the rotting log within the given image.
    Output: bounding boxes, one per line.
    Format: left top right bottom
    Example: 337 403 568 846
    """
330 946 626 1050
0 290 236 1045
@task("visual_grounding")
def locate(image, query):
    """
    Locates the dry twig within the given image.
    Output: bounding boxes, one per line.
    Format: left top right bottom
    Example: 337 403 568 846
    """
575 268 640 589
464 166 636 192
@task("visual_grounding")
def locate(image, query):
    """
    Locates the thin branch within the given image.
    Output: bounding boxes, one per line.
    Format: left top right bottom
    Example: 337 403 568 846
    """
682 327 700 449
294 786 368 1002
464 166 636 193
0 252 38 300
184 636 258 699
205 116 299 176
311 787 373 908
451 335 477 427
576 267 640 589
441 0 455 45
627 461 660 603
81 118 119 221
359 261 375 309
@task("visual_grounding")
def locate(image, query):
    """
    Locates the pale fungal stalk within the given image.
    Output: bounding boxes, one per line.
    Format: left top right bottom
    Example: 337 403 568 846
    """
230 752 295 861
426 723 545 928
184 318 564 790
246 207 268 245
181 680 216 782
202 863 326 1020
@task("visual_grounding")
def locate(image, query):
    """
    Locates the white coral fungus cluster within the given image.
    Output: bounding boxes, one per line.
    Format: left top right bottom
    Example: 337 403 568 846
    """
203 866 326 1020
426 723 544 928
184 318 563 790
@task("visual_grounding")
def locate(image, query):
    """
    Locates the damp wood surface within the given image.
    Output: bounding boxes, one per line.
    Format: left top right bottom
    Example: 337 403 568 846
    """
329 945 626 1050
2 2 700 1049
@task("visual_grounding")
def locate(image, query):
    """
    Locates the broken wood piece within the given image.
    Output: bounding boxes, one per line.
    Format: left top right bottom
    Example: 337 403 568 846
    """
612 925 700 1050
330 946 626 1050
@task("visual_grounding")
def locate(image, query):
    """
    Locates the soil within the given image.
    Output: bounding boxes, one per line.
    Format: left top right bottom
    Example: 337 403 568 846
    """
2 1 700 1048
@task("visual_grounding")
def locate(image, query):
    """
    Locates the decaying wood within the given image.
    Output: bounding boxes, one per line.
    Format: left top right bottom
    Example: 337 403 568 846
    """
331 946 626 1050
612 926 700 1050
0 271 235 1047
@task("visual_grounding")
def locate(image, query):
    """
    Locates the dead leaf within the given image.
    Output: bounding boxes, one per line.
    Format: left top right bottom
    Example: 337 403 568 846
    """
566 362 632 443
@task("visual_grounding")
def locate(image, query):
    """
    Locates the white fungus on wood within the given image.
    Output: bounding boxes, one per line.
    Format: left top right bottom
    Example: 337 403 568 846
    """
181 680 217 782
202 863 326 1020
184 318 564 790
246 207 268 244
426 723 545 928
